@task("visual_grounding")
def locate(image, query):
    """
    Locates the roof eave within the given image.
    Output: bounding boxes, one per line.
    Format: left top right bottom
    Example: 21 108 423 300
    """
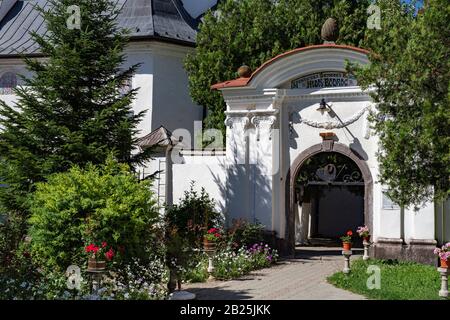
0 36 196 59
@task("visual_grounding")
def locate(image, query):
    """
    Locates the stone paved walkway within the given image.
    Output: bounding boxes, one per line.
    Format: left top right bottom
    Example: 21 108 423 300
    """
184 247 366 300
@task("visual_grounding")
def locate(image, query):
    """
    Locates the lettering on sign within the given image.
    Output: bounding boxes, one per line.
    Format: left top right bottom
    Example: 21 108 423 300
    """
291 72 357 89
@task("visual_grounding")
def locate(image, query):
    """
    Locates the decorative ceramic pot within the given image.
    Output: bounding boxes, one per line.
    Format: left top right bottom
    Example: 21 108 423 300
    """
88 257 106 271
363 236 371 243
440 258 449 268
321 17 339 42
342 242 352 251
237 65 251 78
203 239 216 252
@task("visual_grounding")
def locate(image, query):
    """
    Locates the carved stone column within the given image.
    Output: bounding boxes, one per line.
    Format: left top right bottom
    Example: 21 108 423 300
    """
251 115 277 141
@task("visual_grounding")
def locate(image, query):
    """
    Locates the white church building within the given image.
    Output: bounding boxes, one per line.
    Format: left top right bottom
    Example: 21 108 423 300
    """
0 0 448 265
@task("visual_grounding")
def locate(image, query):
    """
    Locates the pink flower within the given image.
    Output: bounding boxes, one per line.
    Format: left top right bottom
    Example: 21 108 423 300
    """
102 242 107 248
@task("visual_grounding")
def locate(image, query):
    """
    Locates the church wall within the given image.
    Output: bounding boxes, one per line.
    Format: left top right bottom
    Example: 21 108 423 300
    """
0 59 34 108
123 45 155 137
172 153 227 215
152 43 203 136
0 41 204 140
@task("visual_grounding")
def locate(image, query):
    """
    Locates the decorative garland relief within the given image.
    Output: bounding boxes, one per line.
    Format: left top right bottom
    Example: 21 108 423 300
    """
298 106 370 130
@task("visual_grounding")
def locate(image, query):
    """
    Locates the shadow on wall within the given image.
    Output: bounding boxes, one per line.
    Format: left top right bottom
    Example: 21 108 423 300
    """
209 134 273 230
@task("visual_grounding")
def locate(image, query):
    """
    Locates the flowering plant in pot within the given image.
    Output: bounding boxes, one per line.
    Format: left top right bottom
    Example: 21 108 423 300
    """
203 228 221 251
434 243 450 268
85 241 116 271
340 230 353 250
356 225 371 242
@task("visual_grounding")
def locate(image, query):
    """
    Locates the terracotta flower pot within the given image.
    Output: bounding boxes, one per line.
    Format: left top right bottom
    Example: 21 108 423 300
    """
203 239 216 251
363 235 371 243
440 258 449 268
88 257 106 271
342 242 352 251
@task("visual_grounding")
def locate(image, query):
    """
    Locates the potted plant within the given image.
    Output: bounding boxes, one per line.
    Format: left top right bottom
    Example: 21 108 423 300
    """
203 228 221 251
340 230 353 250
85 241 115 271
357 225 371 242
434 243 450 268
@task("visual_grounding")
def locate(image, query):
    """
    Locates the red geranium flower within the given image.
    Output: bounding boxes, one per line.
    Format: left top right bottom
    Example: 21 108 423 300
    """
347 230 353 236
105 248 115 261
208 228 219 234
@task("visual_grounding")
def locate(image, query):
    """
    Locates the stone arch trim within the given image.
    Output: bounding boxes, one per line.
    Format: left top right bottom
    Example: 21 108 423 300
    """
286 142 373 254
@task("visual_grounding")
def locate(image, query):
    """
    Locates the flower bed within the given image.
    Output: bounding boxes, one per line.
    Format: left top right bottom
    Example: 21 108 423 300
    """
183 243 278 283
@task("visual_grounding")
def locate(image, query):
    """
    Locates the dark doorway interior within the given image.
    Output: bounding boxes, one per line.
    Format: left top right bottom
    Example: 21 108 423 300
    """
295 152 365 246
310 185 364 238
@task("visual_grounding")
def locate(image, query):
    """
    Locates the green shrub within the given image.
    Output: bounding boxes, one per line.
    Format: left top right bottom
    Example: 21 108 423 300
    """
181 252 209 283
28 158 160 272
165 182 222 248
0 212 28 274
225 219 265 248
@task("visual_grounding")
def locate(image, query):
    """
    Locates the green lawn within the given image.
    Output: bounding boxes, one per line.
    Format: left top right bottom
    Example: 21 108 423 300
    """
327 258 443 300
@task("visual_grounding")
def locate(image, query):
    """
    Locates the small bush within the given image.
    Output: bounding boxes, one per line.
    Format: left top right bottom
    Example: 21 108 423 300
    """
225 219 265 248
165 182 222 248
28 158 160 272
182 252 209 283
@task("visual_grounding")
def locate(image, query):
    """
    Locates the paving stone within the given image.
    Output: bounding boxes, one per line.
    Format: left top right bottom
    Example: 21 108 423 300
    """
184 247 366 300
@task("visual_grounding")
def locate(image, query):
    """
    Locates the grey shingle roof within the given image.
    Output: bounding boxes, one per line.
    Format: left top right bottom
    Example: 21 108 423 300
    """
138 125 180 148
0 0 198 57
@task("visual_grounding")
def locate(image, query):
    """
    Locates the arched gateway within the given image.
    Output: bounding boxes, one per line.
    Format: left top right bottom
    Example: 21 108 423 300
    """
211 43 439 264
288 142 373 249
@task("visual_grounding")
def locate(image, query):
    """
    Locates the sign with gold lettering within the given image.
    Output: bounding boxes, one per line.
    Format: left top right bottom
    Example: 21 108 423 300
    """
291 72 357 89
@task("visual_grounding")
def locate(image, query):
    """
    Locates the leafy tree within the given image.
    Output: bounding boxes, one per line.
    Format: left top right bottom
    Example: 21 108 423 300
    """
0 0 151 216
185 0 371 133
350 0 449 206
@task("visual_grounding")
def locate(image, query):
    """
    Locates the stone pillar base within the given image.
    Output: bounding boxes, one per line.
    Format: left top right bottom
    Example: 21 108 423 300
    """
372 238 437 266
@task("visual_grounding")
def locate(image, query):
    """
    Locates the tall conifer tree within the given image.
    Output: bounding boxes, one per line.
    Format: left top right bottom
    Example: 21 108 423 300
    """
0 0 151 215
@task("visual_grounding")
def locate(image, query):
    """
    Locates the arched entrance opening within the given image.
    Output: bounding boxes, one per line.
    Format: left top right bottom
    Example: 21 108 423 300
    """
287 143 373 252
295 152 364 245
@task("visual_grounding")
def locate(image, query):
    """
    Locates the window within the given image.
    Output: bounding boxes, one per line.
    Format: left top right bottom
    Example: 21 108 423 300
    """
118 78 132 97
382 189 400 210
0 72 17 95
